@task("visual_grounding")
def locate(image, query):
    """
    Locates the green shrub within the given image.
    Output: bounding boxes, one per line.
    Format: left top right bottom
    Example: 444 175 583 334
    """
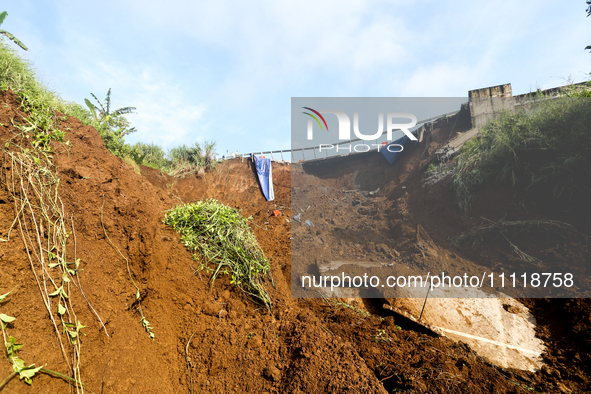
167 141 217 177
130 142 169 170
164 199 274 310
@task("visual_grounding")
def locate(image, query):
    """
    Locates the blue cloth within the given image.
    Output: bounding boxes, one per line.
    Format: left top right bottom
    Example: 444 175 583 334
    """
252 154 275 201
380 135 408 164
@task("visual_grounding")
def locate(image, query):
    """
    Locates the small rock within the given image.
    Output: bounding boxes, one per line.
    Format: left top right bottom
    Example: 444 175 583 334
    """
376 243 392 257
202 301 220 316
297 311 312 322
248 336 262 349
263 366 281 382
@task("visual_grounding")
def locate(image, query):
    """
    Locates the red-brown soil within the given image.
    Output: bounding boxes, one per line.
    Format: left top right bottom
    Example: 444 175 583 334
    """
0 89 589 393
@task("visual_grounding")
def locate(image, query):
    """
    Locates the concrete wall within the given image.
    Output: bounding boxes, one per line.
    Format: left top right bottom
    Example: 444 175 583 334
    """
468 82 588 129
468 83 514 129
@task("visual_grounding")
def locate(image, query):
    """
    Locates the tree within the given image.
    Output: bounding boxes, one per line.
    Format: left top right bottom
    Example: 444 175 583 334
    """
85 88 137 137
84 89 137 157
0 11 28 51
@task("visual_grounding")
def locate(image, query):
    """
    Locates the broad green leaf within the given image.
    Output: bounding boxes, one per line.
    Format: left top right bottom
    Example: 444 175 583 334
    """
84 99 98 121
19 364 42 383
0 290 12 302
8 336 21 348
0 313 16 323
12 358 25 371
57 303 66 315
48 286 62 297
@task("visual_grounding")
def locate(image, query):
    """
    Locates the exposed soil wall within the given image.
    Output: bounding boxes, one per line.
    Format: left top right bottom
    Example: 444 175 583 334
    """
0 89 589 393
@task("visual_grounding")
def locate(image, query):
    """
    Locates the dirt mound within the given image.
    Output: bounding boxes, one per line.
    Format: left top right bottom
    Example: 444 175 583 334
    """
291 110 591 393
0 88 589 393
0 89 385 393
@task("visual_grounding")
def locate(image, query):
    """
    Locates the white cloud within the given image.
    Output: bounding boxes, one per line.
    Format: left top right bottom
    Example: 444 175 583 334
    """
5 0 590 155
122 0 416 97
86 64 207 147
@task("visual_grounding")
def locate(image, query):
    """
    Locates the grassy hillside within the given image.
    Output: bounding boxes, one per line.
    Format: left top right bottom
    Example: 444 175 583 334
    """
0 41 217 177
453 93 591 215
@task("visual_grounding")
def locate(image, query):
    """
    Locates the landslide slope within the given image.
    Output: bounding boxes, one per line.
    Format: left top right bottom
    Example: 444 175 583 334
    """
290 104 591 393
2 86 588 394
0 89 388 393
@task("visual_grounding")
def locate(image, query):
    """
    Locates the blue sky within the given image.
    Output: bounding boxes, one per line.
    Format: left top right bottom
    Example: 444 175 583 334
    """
2 1 590 156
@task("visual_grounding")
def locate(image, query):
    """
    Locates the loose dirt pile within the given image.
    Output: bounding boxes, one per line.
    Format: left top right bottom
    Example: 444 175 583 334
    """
0 89 589 393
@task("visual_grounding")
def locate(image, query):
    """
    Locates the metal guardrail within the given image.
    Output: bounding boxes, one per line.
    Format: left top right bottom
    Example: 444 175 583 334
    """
238 149 291 162
241 109 461 162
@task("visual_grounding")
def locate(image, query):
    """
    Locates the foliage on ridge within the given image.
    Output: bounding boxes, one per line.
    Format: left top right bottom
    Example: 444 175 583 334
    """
0 40 218 177
453 93 591 215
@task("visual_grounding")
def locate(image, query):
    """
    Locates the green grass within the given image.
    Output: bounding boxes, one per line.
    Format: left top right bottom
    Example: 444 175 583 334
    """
450 218 578 264
164 199 274 311
0 41 60 107
128 140 218 177
451 218 577 246
453 95 591 214
130 142 168 169
328 300 371 318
